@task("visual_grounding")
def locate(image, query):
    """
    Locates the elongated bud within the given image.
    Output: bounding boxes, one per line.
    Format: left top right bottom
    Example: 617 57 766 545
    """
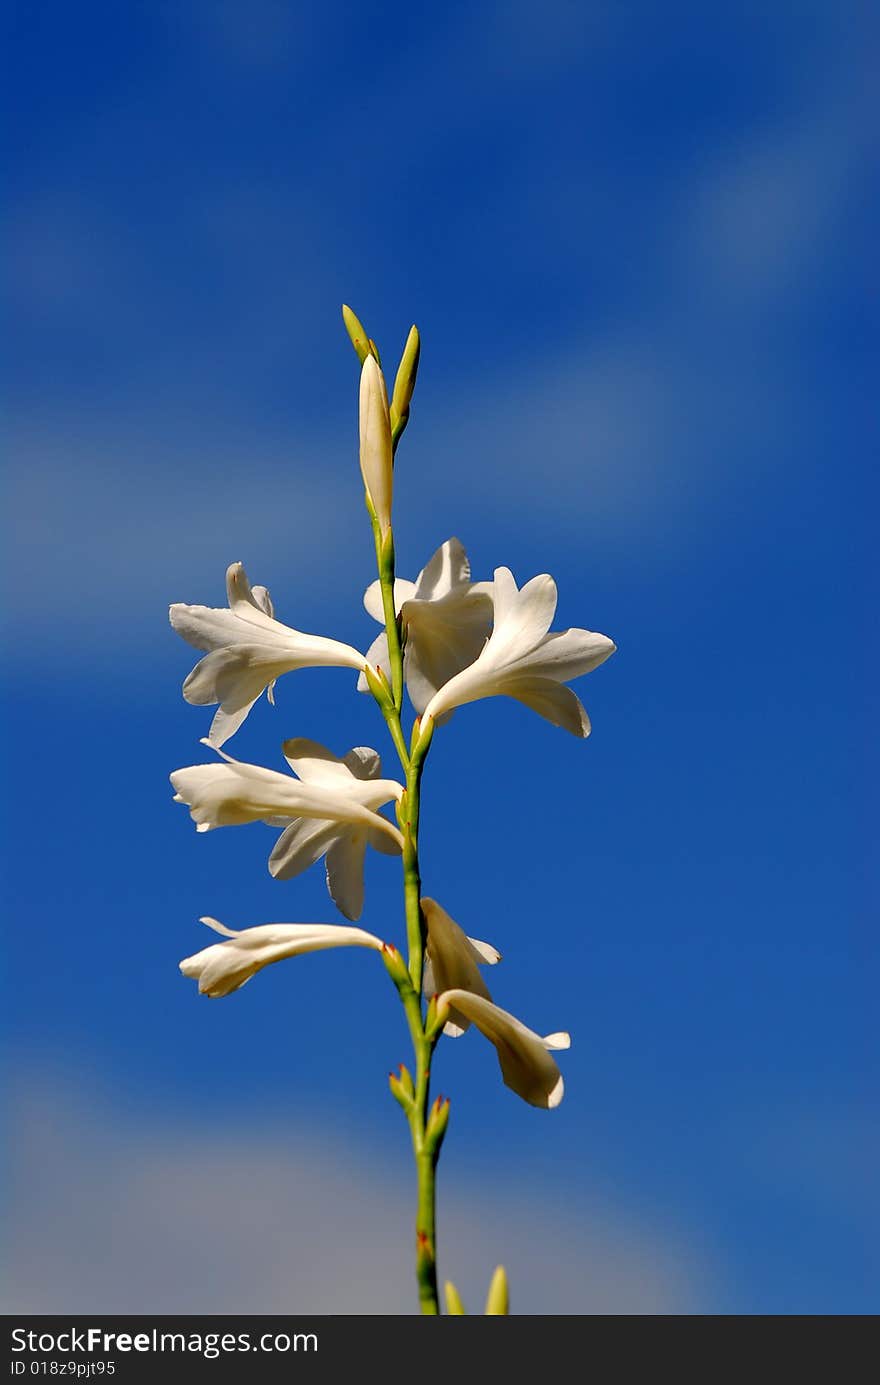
388 1069 412 1112
390 324 420 446
444 1281 466 1315
396 1062 415 1101
342 304 371 364
411 712 435 765
363 662 392 708
425 992 445 1041
425 1094 451 1152
382 943 412 993
359 353 393 538
484 1265 509 1316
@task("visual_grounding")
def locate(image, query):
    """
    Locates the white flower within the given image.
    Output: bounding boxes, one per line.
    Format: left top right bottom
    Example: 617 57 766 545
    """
423 566 615 736
180 916 384 998
170 740 403 920
359 355 393 535
170 562 367 748
357 538 493 716
436 989 570 1109
421 897 501 1037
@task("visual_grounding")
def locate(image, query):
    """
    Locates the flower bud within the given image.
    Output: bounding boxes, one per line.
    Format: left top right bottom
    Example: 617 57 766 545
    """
388 1068 413 1112
484 1265 509 1316
444 1281 466 1315
382 943 413 994
424 1094 450 1152
390 324 420 445
363 662 392 708
359 355 393 537
341 304 372 364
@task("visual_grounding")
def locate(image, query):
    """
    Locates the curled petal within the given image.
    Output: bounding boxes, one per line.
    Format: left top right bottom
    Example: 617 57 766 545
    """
421 898 500 1036
180 917 383 998
436 989 569 1108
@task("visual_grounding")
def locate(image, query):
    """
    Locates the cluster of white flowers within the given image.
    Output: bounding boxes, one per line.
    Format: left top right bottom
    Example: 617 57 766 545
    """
170 341 615 1111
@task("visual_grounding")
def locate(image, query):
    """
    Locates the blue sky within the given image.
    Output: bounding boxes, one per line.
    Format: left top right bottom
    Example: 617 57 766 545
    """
3 1 874 1313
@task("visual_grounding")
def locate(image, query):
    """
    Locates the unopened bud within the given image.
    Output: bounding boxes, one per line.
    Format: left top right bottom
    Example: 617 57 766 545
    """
444 1281 466 1315
390 324 420 446
425 1094 451 1151
359 356 393 538
388 1069 412 1112
484 1265 509 1316
363 662 392 708
341 304 371 364
382 943 412 993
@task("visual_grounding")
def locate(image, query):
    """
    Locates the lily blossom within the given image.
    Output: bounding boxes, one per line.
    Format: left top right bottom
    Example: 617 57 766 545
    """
358 538 493 716
435 989 570 1109
423 566 615 736
170 562 367 748
421 897 501 1036
359 355 393 535
180 916 384 998
170 741 403 920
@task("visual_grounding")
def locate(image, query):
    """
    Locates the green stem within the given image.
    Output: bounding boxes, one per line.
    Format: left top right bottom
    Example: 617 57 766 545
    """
366 503 440 1312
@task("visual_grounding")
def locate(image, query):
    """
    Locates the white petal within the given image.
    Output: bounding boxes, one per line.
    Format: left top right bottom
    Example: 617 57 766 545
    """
179 920 384 998
324 831 369 921
513 626 617 681
268 818 340 880
359 356 393 533
543 1032 571 1050
412 537 472 601
506 677 592 737
170 756 404 842
363 578 416 623
490 569 558 656
436 989 568 1108
422 898 498 1036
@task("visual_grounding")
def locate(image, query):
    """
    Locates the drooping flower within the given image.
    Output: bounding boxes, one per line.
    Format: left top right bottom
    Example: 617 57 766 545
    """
359 355 393 536
170 740 403 920
180 916 384 998
357 538 493 716
423 566 615 736
421 897 501 1037
435 989 570 1108
169 562 367 748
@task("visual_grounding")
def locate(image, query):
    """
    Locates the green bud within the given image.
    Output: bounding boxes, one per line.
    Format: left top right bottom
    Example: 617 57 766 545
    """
444 1281 466 1315
388 1069 412 1112
381 942 412 993
341 304 372 364
411 712 435 766
424 992 445 1041
396 1063 415 1101
425 1094 451 1152
390 325 420 445
484 1265 509 1316
363 662 392 708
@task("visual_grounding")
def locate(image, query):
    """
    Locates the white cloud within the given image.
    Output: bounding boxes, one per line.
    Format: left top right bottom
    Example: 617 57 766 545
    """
2 1070 706 1315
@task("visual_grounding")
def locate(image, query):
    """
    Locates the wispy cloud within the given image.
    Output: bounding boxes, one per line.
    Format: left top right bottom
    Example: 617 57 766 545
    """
2 1070 706 1314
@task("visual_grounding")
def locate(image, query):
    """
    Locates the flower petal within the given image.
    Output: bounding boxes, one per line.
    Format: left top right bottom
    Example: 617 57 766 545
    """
412 537 472 601
324 831 369 921
268 818 341 880
506 677 592 737
436 989 568 1108
180 918 384 998
422 898 499 1037
363 578 416 623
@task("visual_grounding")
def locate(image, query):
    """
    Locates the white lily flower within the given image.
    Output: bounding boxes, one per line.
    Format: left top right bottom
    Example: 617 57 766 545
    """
421 897 501 1037
436 989 571 1109
359 355 393 536
357 538 494 716
169 562 367 748
423 566 615 736
180 916 384 998
170 740 404 920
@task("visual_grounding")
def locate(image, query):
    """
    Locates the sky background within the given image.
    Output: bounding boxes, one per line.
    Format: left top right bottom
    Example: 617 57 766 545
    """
3 0 875 1314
